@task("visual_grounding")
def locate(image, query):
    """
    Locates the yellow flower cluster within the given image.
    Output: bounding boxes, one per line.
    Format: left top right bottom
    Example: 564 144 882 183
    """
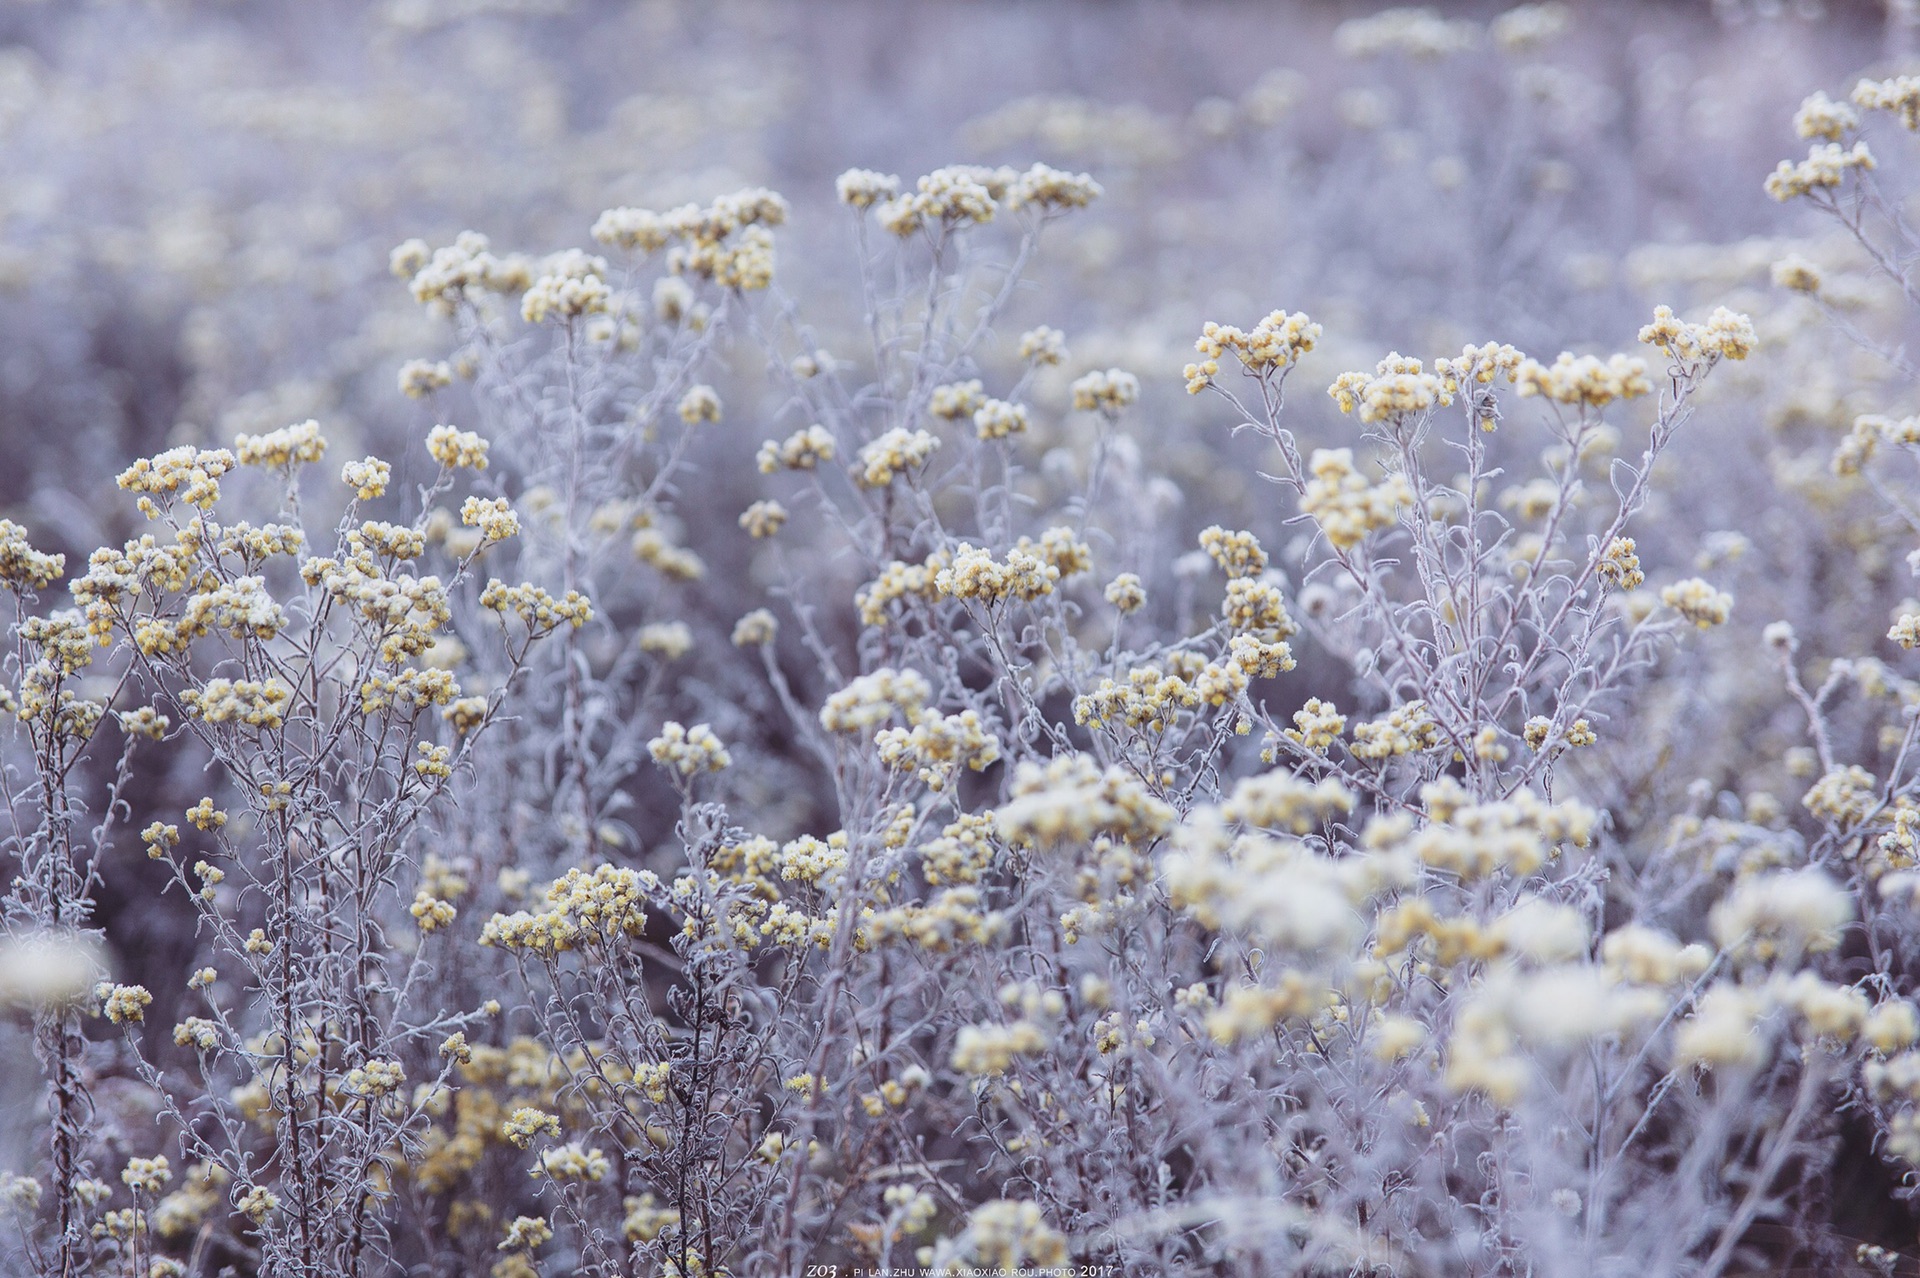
98 983 152 1024
1329 354 1449 423
738 499 787 539
1794 89 1859 139
521 248 611 324
1598 536 1644 590
427 425 489 470
972 397 1028 440
950 1019 1050 1076
358 666 459 716
1388 780 1596 879
1513 352 1651 406
1765 141 1876 201
1220 772 1355 833
398 358 453 398
393 231 533 315
929 380 984 420
864 163 1098 236
341 457 390 501
1198 525 1267 578
930 1200 1068 1272
1803 765 1878 827
1660 577 1732 628
820 667 931 734
637 622 693 660
533 1143 611 1182
235 420 327 470
1637 305 1756 363
647 721 732 776
732 608 778 647
868 887 1006 952
1300 448 1413 550
995 753 1175 846
1282 697 1346 754
934 543 1058 605
1434 341 1524 407
1185 310 1320 391
0 520 65 593
1017 326 1067 364
1104 572 1145 613
678 385 722 425
481 865 662 953
856 428 941 488
1854 75 1920 130
757 424 837 473
835 169 899 208
180 677 293 729
1070 367 1140 413
117 446 236 515
1708 869 1853 962
479 579 593 634
875 709 1002 789
342 1059 406 1098
1349 700 1441 760
460 496 520 543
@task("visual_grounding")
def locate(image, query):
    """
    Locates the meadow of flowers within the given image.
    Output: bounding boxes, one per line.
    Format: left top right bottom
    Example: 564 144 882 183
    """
9 1 1920 1275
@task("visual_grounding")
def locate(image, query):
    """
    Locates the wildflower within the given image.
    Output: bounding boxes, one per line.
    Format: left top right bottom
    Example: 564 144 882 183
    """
820 668 930 733
533 1143 611 1182
929 380 986 420
1709 869 1853 962
647 721 732 776
1772 255 1823 292
1199 526 1268 578
856 428 941 488
460 496 520 542
499 1215 552 1250
398 359 453 398
235 420 327 470
1071 368 1140 413
637 622 693 660
1018 326 1067 365
757 424 836 473
173 1018 219 1051
1661 578 1732 628
1637 305 1756 363
973 398 1029 440
341 1051 405 1097
1300 448 1412 550
502 1108 561 1149
739 499 787 538
1795 89 1859 139
520 248 611 323
120 1156 170 1195
1513 352 1651 406
1282 699 1345 755
0 521 64 592
836 168 900 208
1104 572 1146 613
1329 353 1447 422
1854 75 1920 130
237 1186 277 1224
732 608 778 647
99 983 152 1025
427 425 490 470
1598 536 1644 590
677 384 722 425
1765 141 1876 201
410 890 458 932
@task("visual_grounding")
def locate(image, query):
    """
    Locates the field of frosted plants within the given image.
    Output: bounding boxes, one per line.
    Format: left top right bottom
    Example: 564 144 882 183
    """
20 0 1920 1275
